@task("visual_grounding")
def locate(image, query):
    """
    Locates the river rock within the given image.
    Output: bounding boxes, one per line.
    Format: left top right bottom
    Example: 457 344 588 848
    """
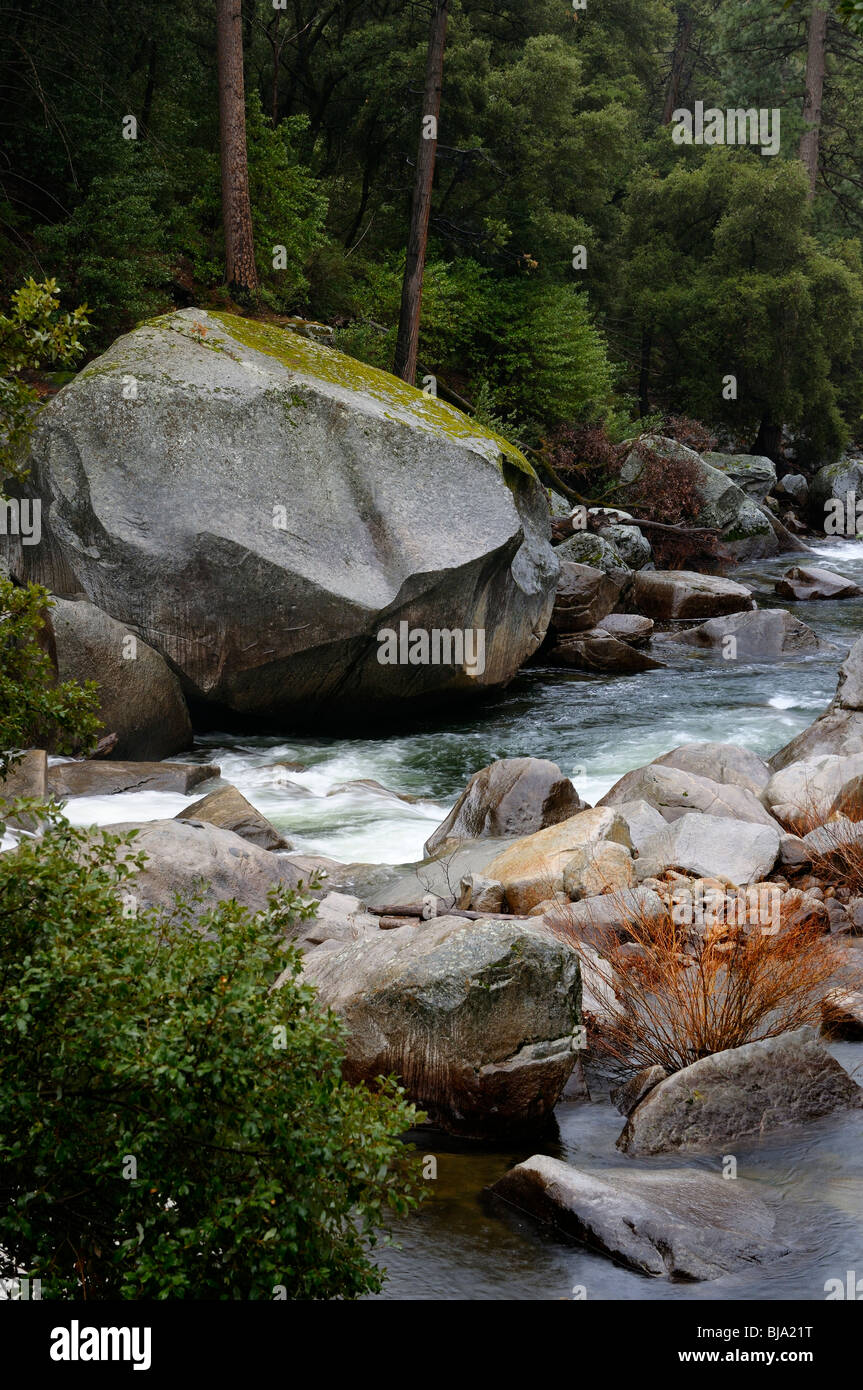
763 753 863 831
47 596 193 760
634 813 781 885
295 915 582 1137
556 532 629 573
619 436 777 558
489 1156 785 1280
661 608 836 660
589 512 653 569
611 799 668 854
595 613 654 644
600 764 781 828
175 784 291 851
629 570 754 620
97 818 303 917
562 840 636 900
544 886 667 944
777 473 808 506
486 808 633 913
6 309 558 724
774 565 861 601
808 457 863 527
771 635 863 768
653 742 771 796
550 561 627 636
703 452 777 504
618 1028 863 1156
47 760 220 798
548 630 666 674
424 757 586 857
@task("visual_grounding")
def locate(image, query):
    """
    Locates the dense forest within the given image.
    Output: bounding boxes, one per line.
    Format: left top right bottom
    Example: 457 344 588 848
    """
4 0 863 465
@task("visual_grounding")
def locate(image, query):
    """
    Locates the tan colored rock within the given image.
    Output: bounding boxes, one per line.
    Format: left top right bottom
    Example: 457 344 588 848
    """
176 784 291 851
486 808 633 914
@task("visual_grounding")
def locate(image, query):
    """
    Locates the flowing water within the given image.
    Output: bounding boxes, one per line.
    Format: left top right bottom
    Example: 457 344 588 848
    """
57 538 863 1300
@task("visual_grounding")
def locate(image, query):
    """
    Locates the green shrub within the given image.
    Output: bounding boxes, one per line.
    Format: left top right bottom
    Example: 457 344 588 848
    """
0 815 423 1298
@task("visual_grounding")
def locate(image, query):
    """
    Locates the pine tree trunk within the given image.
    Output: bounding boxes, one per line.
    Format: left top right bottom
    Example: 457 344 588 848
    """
799 2 828 200
394 0 449 385
216 0 258 294
662 4 694 126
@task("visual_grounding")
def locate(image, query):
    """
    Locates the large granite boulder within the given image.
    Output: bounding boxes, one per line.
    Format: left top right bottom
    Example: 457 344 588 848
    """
808 457 863 528
651 742 771 796
47 760 218 798
702 452 777 504
5 310 558 724
771 635 863 768
424 757 585 857
634 813 781 885
294 915 582 1137
600 763 781 829
176 784 291 851
619 436 778 559
48 597 192 760
555 531 629 573
628 570 754 620
618 1029 862 1156
96 818 303 918
489 1156 785 1280
485 808 633 913
763 752 863 831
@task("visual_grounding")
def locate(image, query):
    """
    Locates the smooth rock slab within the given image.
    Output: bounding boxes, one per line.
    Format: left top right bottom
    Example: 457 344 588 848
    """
48 760 220 798
635 813 781 885
618 1028 862 1156
295 915 582 1138
630 570 754 621
653 742 771 796
490 1155 786 1280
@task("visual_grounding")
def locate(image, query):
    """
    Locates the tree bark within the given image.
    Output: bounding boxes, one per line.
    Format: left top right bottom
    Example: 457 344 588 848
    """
662 4 694 125
799 2 828 200
393 0 449 385
216 0 258 294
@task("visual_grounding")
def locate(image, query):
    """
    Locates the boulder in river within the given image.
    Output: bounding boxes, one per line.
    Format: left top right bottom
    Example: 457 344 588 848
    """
659 607 837 661
96 818 302 918
762 752 863 831
771 635 863 768
6 310 558 724
489 1156 786 1280
549 561 627 636
47 760 219 798
652 741 771 796
176 784 291 851
424 757 586 857
48 597 193 760
600 763 781 829
634 812 781 885
548 630 666 674
295 915 582 1138
629 570 754 620
486 808 633 913
618 1028 862 1156
774 565 862 601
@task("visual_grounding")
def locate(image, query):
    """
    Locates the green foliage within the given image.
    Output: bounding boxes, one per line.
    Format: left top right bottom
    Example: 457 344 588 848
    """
0 814 423 1299
0 278 89 482
0 582 101 778
622 152 863 461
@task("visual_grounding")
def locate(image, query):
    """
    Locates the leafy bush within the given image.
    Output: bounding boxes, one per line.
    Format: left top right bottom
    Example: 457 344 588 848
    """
0 583 101 778
0 814 423 1299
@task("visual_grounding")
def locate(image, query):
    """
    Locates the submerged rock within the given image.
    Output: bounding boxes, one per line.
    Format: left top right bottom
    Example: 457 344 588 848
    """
660 608 837 661
295 915 582 1137
618 1028 862 1156
424 757 585 857
6 309 558 724
489 1156 786 1280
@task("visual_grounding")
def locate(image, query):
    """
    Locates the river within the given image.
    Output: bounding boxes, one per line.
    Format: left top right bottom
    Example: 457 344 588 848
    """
58 537 863 1300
